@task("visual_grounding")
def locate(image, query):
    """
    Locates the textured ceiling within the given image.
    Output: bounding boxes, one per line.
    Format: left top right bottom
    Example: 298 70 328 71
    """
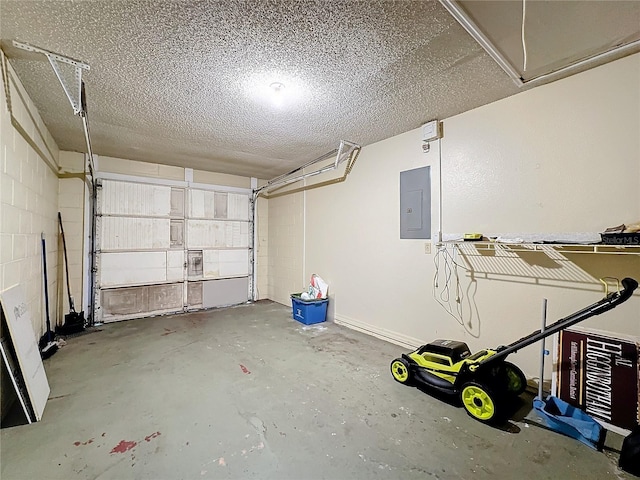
0 1 638 179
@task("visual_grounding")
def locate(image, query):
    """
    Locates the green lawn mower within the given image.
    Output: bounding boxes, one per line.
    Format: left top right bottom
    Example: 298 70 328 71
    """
390 277 638 424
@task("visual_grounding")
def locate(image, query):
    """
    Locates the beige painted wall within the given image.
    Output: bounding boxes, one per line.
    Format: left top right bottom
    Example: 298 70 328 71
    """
272 53 640 379
98 155 252 189
194 170 251 189
267 192 304 306
255 194 269 300
98 155 184 180
58 151 88 318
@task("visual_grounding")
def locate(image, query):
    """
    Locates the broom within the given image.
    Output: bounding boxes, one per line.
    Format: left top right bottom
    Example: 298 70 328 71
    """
39 233 58 359
55 212 85 335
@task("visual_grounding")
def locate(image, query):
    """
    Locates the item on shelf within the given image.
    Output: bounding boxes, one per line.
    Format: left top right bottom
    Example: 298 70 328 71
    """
495 236 524 244
601 220 640 245
601 232 640 246
463 233 483 241
623 221 640 233
603 224 626 234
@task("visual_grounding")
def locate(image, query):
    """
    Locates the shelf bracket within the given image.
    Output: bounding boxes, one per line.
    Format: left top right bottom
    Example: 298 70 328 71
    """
12 40 90 115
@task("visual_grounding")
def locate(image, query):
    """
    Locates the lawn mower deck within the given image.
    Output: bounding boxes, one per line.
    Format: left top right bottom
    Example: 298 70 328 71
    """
392 340 525 423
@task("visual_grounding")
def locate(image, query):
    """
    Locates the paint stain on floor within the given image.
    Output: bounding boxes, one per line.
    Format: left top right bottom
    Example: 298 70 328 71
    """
161 328 176 336
110 440 137 454
109 432 161 454
73 438 94 446
144 431 161 442
239 364 251 374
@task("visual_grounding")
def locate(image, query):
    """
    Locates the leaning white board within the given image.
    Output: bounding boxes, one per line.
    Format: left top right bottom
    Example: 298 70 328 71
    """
0 338 33 423
0 285 50 420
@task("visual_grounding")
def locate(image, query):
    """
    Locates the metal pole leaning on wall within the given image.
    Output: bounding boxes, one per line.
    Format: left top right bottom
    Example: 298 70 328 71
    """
539 298 547 399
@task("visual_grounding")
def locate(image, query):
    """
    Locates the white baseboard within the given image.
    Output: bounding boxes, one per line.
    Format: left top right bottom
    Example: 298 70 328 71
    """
333 314 423 350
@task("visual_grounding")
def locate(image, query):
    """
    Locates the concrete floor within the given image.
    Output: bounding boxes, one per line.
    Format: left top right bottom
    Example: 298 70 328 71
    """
0 300 632 479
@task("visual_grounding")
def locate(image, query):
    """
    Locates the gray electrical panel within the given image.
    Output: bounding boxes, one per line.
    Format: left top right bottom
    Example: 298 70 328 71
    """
400 166 431 239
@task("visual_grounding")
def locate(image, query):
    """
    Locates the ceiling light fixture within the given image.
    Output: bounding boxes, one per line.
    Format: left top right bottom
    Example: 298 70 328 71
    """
244 74 304 108
270 82 285 93
269 82 286 107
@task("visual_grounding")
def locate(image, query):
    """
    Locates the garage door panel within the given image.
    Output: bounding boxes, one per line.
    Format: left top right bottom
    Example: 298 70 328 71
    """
190 190 247 220
170 188 185 216
166 251 184 282
148 284 183 311
187 220 247 248
101 284 182 320
102 217 170 250
230 221 248 247
186 220 208 248
201 249 249 278
228 193 249 220
187 282 203 308
101 251 168 286
219 250 249 277
203 250 220 278
189 189 220 218
202 278 249 308
102 286 147 316
239 222 249 247
189 189 205 218
214 192 228 218
102 181 171 216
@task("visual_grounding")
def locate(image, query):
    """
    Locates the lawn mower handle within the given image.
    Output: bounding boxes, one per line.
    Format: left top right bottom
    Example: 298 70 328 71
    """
480 277 638 367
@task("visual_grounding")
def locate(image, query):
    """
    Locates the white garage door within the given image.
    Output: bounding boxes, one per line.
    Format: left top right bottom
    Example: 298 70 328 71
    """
95 178 251 323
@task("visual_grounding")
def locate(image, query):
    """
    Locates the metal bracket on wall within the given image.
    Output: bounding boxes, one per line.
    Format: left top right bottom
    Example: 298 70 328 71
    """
254 139 361 196
12 40 90 115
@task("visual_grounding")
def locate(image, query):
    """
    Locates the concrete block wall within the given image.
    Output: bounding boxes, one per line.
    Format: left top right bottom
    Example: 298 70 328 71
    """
1 52 61 419
1 52 60 336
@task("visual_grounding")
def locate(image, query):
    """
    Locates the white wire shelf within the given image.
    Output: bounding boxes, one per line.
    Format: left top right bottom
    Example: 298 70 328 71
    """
436 241 640 255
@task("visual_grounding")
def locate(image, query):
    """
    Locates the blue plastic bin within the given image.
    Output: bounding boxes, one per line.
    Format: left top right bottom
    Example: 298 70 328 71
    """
291 294 328 325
